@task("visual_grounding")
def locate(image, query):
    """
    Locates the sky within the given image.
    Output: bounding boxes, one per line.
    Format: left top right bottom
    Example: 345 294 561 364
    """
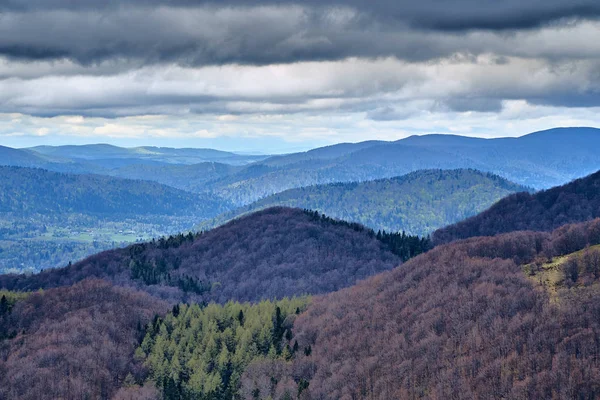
1 0 600 153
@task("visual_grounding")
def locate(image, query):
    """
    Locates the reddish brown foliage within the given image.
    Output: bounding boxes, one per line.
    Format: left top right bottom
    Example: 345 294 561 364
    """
264 219 600 399
0 280 168 400
0 208 401 303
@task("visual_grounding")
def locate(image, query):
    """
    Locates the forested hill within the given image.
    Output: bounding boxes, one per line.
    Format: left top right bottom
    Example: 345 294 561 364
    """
0 166 228 218
0 208 429 303
433 169 600 244
200 169 528 235
246 218 600 399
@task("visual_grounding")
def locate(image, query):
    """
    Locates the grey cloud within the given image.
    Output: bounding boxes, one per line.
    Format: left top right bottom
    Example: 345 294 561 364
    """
3 0 600 31
367 106 420 121
442 98 504 113
0 2 599 67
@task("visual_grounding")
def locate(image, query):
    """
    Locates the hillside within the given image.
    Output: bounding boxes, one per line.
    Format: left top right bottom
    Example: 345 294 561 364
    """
0 208 429 303
0 166 231 273
201 169 528 235
234 218 600 399
204 127 600 205
0 279 168 400
434 169 600 244
108 162 239 193
0 166 227 217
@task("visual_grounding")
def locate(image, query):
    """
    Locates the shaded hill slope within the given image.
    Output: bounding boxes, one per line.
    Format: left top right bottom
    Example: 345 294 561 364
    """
108 162 239 194
0 208 425 303
201 169 528 235
434 169 600 244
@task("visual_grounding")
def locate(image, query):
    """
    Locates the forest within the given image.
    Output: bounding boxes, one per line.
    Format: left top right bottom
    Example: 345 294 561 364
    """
200 169 527 235
253 218 600 399
0 164 600 398
48 217 600 400
0 279 169 400
139 298 309 399
0 208 429 303
434 170 600 244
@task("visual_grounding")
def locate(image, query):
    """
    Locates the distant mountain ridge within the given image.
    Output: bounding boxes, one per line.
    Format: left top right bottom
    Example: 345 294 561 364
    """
2 127 599 206
200 169 530 235
28 144 267 166
203 127 600 205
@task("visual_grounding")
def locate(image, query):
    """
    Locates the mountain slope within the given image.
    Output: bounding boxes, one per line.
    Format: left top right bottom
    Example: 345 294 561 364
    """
433 169 600 244
245 218 600 399
259 140 384 167
0 208 418 303
201 169 529 235
108 162 239 193
0 166 227 217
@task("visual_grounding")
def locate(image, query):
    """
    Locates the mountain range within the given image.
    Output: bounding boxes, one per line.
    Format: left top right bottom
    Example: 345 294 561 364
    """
2 128 600 207
1 166 600 399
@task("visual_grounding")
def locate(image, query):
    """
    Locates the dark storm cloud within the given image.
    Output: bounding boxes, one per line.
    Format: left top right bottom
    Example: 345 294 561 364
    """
0 0 599 66
3 0 600 30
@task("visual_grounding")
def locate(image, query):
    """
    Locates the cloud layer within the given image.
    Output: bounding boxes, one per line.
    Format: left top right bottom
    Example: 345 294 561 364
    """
0 1 599 149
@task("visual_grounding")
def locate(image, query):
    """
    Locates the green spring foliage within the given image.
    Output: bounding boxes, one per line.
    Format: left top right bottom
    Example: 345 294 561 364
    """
0 290 30 314
0 290 31 340
139 298 309 400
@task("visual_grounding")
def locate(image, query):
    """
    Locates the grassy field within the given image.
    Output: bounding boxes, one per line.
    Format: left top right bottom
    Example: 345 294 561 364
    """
523 244 600 300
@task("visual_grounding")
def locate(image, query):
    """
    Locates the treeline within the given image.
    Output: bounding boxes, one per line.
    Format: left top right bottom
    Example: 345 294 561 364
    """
434 169 600 244
0 290 29 340
139 298 309 399
303 210 432 262
244 218 600 399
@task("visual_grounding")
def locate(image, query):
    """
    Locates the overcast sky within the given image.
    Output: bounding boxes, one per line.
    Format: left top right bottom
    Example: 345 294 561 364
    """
1 0 600 152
